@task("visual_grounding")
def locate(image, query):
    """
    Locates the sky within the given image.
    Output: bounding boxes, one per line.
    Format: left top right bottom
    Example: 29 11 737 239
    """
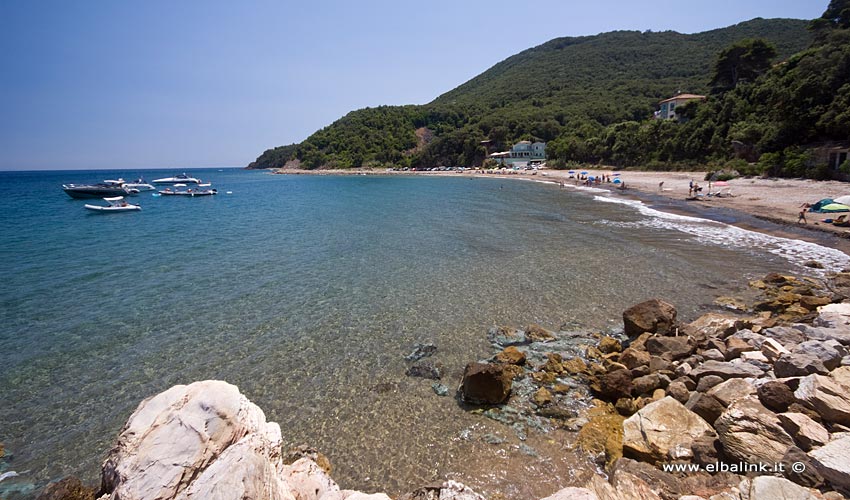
0 0 826 170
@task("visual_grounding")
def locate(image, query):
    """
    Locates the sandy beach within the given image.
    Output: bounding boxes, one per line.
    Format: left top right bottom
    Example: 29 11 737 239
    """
275 167 850 256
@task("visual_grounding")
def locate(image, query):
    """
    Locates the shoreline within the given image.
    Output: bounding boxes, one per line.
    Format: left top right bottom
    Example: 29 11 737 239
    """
272 167 850 257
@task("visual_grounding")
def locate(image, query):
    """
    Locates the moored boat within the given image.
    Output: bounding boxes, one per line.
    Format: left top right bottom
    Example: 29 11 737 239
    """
63 183 130 199
83 196 141 212
158 187 217 196
123 178 156 191
152 173 202 184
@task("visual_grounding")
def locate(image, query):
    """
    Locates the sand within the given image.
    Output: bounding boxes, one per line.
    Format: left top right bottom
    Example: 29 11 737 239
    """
272 167 850 256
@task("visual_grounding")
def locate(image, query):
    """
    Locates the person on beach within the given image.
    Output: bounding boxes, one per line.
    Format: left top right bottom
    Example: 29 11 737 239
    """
798 208 808 224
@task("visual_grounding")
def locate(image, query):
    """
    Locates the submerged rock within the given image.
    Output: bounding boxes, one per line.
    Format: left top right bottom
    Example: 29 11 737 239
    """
404 343 437 362
405 361 443 380
459 362 513 404
36 477 96 500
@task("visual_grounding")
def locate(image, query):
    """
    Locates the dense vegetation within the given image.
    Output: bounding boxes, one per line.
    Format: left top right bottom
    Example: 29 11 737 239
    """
249 8 849 176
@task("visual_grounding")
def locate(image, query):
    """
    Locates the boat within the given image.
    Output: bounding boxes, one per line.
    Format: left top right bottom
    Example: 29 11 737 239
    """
152 173 202 184
83 196 141 212
158 187 218 197
123 178 156 191
63 183 130 199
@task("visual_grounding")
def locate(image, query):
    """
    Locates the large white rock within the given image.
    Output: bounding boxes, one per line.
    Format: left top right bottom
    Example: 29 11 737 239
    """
794 372 850 425
285 457 340 500
809 435 850 495
622 397 715 463
100 380 297 500
714 396 794 464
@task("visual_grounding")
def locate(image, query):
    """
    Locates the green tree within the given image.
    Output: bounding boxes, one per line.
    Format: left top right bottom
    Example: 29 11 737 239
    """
711 39 777 92
823 0 850 28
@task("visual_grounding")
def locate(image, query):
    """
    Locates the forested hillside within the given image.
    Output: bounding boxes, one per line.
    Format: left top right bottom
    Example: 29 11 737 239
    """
248 15 818 171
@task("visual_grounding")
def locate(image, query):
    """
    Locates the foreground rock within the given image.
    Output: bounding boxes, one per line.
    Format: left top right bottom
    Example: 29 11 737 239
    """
622 299 677 338
96 380 393 500
622 397 715 463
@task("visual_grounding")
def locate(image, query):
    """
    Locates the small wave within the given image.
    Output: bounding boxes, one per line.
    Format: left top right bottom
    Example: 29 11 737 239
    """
594 195 850 273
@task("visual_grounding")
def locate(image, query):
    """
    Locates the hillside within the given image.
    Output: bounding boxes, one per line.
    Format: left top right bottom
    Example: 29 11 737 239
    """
248 18 811 170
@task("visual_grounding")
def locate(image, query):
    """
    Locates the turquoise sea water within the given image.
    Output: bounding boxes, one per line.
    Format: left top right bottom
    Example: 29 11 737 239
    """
1 169 848 499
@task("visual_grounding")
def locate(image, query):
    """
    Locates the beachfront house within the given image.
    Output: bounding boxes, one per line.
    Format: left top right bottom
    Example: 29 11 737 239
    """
656 93 706 120
812 143 850 170
489 140 547 166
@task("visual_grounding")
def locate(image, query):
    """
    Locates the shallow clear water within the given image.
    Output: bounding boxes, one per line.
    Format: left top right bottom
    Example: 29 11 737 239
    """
0 170 847 498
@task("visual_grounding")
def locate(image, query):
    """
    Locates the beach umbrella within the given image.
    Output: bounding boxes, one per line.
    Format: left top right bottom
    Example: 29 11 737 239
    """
819 203 850 213
580 171 588 175
834 195 850 205
612 173 621 176
588 176 595 181
568 170 576 174
613 178 622 184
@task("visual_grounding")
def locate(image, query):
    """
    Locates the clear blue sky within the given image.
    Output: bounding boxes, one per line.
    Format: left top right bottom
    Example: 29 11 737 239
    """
0 0 825 170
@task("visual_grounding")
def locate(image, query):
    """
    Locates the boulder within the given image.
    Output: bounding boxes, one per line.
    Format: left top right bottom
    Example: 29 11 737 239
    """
667 380 691 404
809 435 850 495
757 381 796 413
796 323 850 346
724 337 752 359
648 355 673 373
793 340 846 371
689 360 764 381
623 299 677 338
459 362 513 404
781 446 824 488
36 477 97 500
695 375 724 393
685 393 725 426
533 387 554 407
620 348 651 370
494 346 526 365
599 336 623 354
687 313 744 339
794 373 850 425
714 396 794 464
774 353 828 378
645 336 694 361
760 338 790 362
622 396 715 463
777 412 829 451
283 457 338 500
596 369 634 400
706 378 755 407
632 374 664 396
99 380 298 500
815 303 850 330
744 476 820 500
763 326 807 347
700 349 725 362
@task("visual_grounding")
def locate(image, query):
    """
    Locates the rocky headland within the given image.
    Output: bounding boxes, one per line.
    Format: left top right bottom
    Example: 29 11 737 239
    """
30 270 850 500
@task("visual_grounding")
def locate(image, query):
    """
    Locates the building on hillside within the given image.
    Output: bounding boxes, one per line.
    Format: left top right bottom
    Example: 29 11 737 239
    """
489 140 547 166
656 93 706 120
812 143 850 170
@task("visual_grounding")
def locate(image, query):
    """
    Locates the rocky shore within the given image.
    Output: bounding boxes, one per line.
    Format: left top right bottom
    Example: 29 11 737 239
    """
30 270 850 500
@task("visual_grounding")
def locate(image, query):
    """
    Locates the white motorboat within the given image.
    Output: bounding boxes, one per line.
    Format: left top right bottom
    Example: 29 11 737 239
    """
123 178 156 191
84 196 141 212
152 173 202 184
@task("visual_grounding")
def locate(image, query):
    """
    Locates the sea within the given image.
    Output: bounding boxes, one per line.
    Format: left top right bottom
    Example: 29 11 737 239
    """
0 168 848 499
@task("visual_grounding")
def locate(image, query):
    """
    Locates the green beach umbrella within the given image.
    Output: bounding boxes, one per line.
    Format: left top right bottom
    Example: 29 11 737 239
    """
819 203 850 213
